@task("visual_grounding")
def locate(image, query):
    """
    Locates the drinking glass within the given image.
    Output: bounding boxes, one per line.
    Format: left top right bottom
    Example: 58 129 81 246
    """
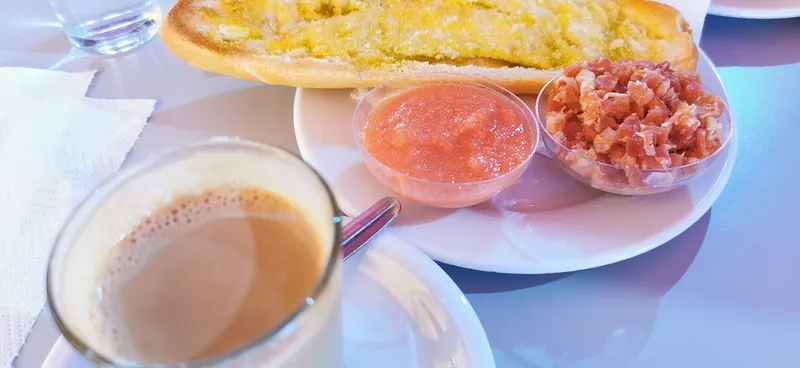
46 138 343 367
48 0 162 55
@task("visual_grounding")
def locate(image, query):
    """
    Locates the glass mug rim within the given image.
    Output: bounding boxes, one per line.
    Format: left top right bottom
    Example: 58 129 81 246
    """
46 137 342 367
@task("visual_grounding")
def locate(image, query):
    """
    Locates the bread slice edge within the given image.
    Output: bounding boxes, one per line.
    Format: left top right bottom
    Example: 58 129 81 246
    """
161 0 698 94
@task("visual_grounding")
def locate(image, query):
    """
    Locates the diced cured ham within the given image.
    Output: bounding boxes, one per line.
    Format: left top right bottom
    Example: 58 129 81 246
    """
544 57 728 191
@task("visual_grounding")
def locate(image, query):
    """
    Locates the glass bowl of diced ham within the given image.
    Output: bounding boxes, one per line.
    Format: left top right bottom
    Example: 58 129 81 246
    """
534 58 733 196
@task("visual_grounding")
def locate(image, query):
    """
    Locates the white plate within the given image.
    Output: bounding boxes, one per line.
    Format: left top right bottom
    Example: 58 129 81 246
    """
42 232 495 368
293 49 739 274
709 0 800 19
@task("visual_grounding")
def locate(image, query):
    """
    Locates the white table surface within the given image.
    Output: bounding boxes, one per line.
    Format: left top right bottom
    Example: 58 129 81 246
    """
5 1 800 367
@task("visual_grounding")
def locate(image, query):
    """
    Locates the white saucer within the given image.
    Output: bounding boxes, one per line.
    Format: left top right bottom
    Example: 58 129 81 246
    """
293 49 738 274
709 0 800 19
41 232 495 368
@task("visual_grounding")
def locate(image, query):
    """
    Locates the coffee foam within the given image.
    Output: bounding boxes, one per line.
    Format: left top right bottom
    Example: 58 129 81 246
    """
93 186 316 361
48 142 339 363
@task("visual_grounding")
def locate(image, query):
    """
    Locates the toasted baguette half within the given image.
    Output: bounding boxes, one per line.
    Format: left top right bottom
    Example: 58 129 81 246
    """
161 0 697 94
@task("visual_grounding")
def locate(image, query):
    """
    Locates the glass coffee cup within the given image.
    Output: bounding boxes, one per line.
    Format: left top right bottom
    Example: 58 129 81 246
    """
46 138 342 367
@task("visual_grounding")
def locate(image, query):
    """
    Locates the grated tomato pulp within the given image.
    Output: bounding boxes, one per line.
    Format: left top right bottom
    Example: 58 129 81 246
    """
363 83 534 183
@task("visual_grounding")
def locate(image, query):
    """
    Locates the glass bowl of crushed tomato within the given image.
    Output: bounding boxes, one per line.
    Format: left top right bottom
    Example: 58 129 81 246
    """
534 58 733 196
353 73 539 208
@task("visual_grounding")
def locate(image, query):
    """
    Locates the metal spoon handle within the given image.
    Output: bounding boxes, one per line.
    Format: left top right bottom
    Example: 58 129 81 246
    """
341 197 402 261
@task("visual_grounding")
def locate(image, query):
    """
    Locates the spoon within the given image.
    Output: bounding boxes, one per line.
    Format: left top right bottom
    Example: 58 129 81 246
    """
340 197 402 261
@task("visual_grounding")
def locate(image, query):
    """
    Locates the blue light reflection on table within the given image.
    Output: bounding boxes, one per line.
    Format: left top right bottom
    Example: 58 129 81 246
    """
447 15 800 368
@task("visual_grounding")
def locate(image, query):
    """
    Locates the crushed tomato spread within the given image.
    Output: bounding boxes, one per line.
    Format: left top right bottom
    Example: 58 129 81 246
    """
363 83 534 183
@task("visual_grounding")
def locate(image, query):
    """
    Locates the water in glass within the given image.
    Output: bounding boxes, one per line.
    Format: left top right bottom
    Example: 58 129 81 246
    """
49 0 161 55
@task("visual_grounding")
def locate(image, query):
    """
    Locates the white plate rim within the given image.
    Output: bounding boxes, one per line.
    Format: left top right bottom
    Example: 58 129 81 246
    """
709 1 800 19
40 233 496 368
293 48 738 274
358 231 496 368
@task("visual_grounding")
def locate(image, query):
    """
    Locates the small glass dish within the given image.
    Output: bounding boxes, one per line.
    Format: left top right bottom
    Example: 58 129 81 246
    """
352 73 539 208
534 77 734 196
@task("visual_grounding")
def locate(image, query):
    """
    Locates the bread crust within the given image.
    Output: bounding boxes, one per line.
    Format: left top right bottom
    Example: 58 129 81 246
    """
621 0 699 72
161 0 697 94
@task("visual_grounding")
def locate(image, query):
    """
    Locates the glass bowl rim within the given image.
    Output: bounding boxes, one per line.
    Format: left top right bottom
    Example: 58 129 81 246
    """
352 72 540 187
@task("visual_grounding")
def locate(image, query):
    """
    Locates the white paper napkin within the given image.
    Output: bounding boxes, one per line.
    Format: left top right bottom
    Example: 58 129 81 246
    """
656 0 712 43
0 68 156 368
